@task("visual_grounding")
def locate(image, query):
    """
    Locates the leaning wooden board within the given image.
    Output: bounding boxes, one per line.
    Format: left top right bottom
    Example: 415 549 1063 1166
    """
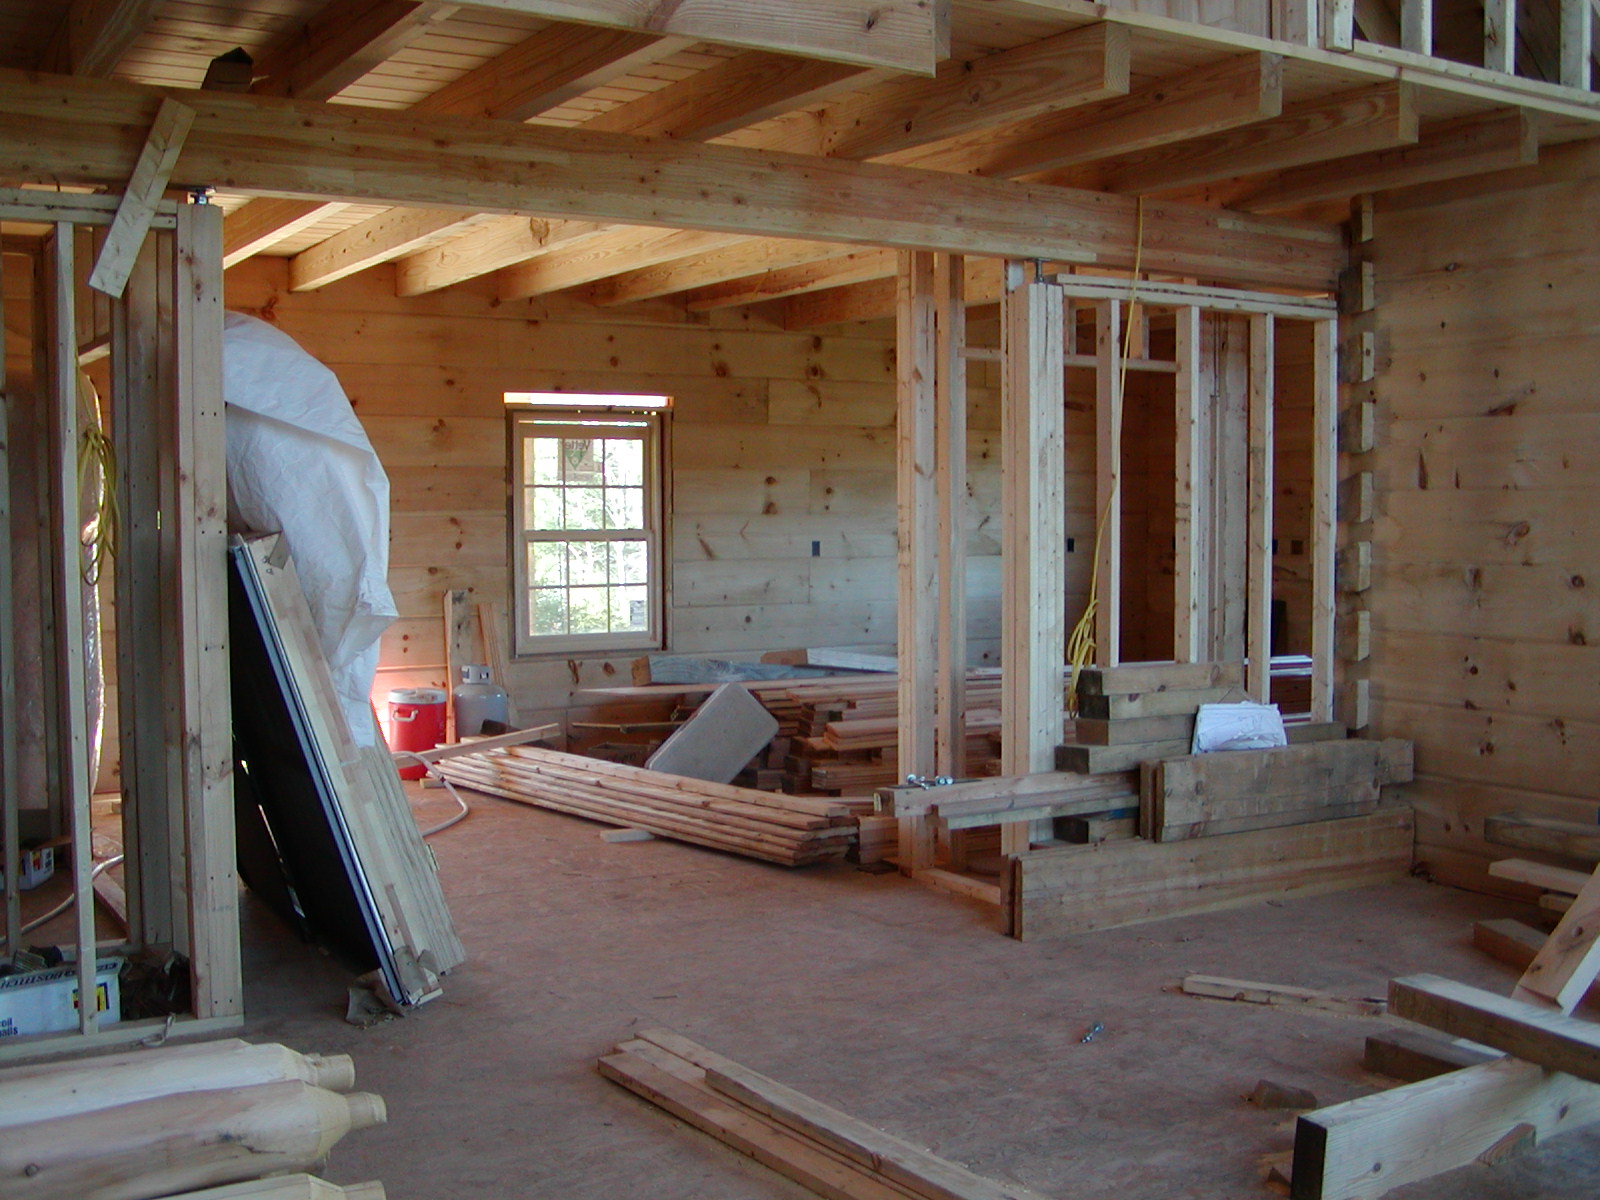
232 536 464 1004
1146 738 1413 842
1003 808 1415 939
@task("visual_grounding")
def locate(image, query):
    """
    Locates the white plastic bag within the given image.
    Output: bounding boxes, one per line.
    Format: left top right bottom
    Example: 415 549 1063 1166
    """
222 312 396 746
1191 702 1287 754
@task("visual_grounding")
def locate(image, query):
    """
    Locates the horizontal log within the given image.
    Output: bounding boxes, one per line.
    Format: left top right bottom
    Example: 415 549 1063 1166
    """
0 69 1343 291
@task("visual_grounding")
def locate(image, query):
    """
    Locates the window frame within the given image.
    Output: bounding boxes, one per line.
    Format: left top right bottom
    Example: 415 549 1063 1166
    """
508 406 667 658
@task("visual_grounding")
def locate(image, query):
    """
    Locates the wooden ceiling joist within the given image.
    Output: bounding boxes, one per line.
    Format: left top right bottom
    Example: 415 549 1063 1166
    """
782 257 1005 329
488 227 746 299
397 48 880 295
934 51 1285 179
272 22 696 287
1096 81 1420 195
447 0 951 74
1234 110 1538 211
484 22 1130 299
251 0 462 101
588 238 866 306
0 68 1343 289
42 0 165 77
685 249 901 310
223 196 357 268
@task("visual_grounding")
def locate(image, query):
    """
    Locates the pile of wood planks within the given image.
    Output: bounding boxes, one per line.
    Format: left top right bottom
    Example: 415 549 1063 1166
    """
599 1028 1054 1200
1061 661 1246 774
1293 859 1600 1198
0 1038 387 1199
433 745 859 866
1141 738 1413 842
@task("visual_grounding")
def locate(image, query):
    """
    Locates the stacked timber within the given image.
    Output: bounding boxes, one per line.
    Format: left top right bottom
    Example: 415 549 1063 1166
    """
0 1038 385 1200
1141 738 1413 842
600 1028 1055 1200
1060 661 1248 774
778 672 1003 795
434 744 858 866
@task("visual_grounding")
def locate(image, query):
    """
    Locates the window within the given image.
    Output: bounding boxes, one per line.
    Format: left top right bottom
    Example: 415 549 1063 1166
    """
508 400 666 655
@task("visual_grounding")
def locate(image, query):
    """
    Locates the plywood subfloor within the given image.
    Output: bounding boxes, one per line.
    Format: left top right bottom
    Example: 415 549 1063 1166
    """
238 786 1600 1199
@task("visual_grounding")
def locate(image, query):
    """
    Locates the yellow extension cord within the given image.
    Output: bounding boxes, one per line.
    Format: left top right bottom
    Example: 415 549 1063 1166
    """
1065 197 1145 716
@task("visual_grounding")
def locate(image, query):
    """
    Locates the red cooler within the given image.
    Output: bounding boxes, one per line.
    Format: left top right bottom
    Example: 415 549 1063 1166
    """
388 687 447 779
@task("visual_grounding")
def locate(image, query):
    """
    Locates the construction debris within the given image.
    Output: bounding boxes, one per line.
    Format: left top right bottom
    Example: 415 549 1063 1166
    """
1180 974 1388 1018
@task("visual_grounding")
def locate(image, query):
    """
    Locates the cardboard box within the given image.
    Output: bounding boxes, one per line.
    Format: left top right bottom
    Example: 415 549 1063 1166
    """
0 958 123 1039
0 846 55 891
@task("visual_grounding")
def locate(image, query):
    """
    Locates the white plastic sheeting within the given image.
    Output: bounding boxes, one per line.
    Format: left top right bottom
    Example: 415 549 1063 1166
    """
1191 702 1288 754
222 312 396 746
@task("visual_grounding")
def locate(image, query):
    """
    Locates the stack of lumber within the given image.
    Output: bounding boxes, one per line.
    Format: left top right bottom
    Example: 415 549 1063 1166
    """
0 1038 385 1199
434 744 859 866
1141 738 1413 843
881 771 1139 832
1061 661 1247 774
599 1028 1055 1200
777 672 1002 795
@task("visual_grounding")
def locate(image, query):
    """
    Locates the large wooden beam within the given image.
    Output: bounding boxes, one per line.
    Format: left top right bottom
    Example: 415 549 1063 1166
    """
252 0 461 101
921 51 1284 179
0 72 1341 286
486 22 1128 301
447 0 951 74
999 267 1066 853
434 50 878 298
896 252 939 872
1292 1056 1600 1200
278 23 689 283
1391 973 1600 1083
1102 82 1418 195
43 0 164 77
1236 111 1538 212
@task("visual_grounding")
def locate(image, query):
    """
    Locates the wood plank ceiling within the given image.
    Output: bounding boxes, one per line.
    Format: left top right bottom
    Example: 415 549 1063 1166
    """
4 0 1599 326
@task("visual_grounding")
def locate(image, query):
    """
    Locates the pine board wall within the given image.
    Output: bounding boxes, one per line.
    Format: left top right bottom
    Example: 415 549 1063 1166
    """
224 259 1042 739
1367 141 1600 896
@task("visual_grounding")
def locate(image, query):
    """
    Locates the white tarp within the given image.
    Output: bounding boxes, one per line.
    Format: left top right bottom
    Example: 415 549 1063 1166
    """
1191 702 1288 754
222 312 395 746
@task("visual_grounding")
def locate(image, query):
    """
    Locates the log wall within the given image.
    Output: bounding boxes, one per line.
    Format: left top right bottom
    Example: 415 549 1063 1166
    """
1367 141 1600 894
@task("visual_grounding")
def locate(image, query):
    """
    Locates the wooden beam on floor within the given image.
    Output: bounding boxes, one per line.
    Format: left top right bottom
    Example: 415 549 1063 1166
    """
1237 110 1538 211
1292 1056 1600 1200
896 251 938 872
1103 82 1419 196
1514 860 1600 1013
999 266 1066 855
1391 972 1600 1084
445 0 949 74
42 0 164 77
0 73 1346 285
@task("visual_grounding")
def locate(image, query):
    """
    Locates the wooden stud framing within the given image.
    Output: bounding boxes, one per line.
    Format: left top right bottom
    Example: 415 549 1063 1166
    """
895 251 938 872
1401 0 1434 54
87 97 194 300
1310 319 1338 721
1246 314 1275 703
46 225 97 1034
1173 306 1207 662
1562 0 1594 88
934 254 967 780
1484 0 1517 73
999 266 1066 854
0 247 16 956
1094 299 1123 668
171 200 240 1019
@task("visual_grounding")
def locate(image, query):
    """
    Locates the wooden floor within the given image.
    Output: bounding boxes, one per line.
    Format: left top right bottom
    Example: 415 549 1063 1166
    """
237 786 1600 1199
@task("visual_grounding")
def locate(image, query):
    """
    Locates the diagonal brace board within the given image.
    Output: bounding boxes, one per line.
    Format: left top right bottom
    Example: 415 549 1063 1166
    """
88 96 194 298
1514 858 1600 1013
1390 973 1600 1084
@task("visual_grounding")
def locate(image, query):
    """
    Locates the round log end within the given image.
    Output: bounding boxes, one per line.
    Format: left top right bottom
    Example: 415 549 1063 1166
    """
308 1053 358 1092
343 1091 388 1131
